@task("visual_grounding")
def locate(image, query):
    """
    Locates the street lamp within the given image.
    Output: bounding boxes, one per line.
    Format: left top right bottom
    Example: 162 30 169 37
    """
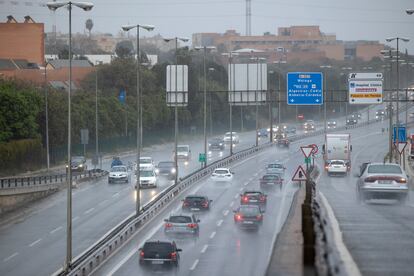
208 67 215 136
195 46 216 168
42 64 50 171
122 23 154 215
164 37 189 184
273 60 287 126
320 65 332 134
46 1 93 272
406 9 414 15
341 67 352 121
386 37 410 165
222 52 239 156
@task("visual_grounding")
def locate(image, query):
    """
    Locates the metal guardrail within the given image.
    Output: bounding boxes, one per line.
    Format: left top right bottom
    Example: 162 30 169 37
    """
0 169 108 195
53 118 387 276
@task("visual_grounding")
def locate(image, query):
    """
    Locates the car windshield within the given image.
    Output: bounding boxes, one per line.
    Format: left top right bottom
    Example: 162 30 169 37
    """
177 146 189 152
263 174 280 180
331 161 344 165
225 132 237 137
158 162 174 168
140 159 152 164
215 169 229 174
185 196 206 203
141 170 155 177
143 242 173 254
210 139 222 143
367 164 402 174
239 206 260 216
111 166 126 172
245 192 261 197
169 216 192 223
72 157 83 163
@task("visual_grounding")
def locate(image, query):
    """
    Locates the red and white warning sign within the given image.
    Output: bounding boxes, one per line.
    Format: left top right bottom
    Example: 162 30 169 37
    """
394 142 407 155
301 146 314 158
292 165 307 181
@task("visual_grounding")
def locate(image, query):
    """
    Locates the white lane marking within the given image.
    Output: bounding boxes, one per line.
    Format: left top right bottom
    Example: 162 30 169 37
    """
230 201 234 207
3 252 18 262
244 182 249 186
239 187 243 191
85 207 95 214
319 192 362 276
112 192 120 198
217 219 223 227
201 244 208 254
98 199 109 206
249 177 254 181
50 226 62 234
28 238 42 247
234 194 238 199
190 259 199 271
223 210 229 216
72 216 79 222
210 231 216 239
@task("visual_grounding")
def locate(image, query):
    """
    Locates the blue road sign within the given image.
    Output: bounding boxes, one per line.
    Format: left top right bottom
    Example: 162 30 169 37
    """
119 89 126 104
393 125 406 143
287 72 323 105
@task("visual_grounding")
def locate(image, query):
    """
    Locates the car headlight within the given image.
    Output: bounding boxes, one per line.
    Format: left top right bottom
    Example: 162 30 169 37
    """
79 164 83 167
209 143 211 146
155 168 159 174
219 143 223 146
171 168 176 174
66 165 69 168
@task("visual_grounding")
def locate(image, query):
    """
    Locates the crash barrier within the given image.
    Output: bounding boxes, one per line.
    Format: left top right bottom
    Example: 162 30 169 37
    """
0 169 108 195
53 117 388 276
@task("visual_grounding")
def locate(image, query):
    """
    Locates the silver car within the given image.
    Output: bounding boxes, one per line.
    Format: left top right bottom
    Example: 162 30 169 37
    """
266 163 286 175
356 162 409 203
164 214 200 235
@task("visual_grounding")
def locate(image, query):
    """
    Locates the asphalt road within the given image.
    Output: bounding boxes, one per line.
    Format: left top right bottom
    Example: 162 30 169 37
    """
0 104 390 275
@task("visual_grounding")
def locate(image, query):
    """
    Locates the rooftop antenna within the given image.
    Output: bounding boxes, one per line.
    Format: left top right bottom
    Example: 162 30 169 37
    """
246 0 251 36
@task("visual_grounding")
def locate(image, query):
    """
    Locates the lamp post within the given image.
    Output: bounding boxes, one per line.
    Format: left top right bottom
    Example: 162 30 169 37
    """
43 64 50 171
320 65 332 134
195 46 216 167
251 56 266 147
95 64 99 169
268 70 275 143
222 52 238 155
208 67 215 136
341 67 352 120
273 60 286 126
46 1 93 271
362 66 373 124
164 37 189 183
386 37 410 164
122 23 155 215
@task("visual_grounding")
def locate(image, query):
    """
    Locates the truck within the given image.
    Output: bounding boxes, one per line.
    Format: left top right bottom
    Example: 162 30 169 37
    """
322 134 352 175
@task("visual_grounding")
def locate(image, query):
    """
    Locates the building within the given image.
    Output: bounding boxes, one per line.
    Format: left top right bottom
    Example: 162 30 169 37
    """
0 16 44 66
193 26 384 63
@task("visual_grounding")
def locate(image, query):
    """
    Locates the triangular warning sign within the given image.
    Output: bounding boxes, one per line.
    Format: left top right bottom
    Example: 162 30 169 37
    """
394 142 407 155
301 146 314 158
292 165 307 181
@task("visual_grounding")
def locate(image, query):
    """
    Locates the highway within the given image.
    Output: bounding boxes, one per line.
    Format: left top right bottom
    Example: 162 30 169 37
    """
0 106 401 276
92 108 413 276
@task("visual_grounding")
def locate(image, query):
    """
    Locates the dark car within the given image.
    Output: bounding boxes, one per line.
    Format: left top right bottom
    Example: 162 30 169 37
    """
233 205 264 229
155 161 176 180
139 240 182 267
208 138 225 151
274 133 290 148
240 191 267 205
346 118 358 125
67 156 87 172
182 195 212 211
260 173 283 188
257 128 269 137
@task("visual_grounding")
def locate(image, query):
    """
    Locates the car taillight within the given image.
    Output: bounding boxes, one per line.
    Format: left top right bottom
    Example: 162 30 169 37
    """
140 251 144 258
187 223 197 228
201 201 208 207
183 201 189 207
235 214 242 221
165 223 173 228
256 214 263 221
243 196 249 202
396 178 407 184
170 252 177 261
260 196 266 202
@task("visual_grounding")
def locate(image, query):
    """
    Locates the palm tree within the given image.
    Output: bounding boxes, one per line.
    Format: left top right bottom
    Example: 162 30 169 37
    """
85 19 93 37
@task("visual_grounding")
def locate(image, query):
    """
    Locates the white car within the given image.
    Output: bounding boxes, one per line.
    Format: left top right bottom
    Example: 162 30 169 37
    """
326 160 348 176
211 168 234 181
223 132 240 144
139 169 157 188
176 145 191 161
108 166 129 184
139 157 155 170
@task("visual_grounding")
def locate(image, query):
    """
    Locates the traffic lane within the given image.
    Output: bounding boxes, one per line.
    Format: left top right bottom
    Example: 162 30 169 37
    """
318 125 414 275
102 140 308 275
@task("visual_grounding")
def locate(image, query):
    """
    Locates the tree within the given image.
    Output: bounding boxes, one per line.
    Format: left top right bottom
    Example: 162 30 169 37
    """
115 40 134 58
85 19 93 37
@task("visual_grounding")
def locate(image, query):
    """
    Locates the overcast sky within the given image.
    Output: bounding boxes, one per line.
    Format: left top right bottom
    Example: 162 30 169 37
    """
2 0 414 52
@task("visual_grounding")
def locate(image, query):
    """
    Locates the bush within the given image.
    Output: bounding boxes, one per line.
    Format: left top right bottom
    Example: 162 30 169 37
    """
0 139 43 176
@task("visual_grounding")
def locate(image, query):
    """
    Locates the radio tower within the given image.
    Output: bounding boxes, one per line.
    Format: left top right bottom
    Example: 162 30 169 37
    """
246 0 251 36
